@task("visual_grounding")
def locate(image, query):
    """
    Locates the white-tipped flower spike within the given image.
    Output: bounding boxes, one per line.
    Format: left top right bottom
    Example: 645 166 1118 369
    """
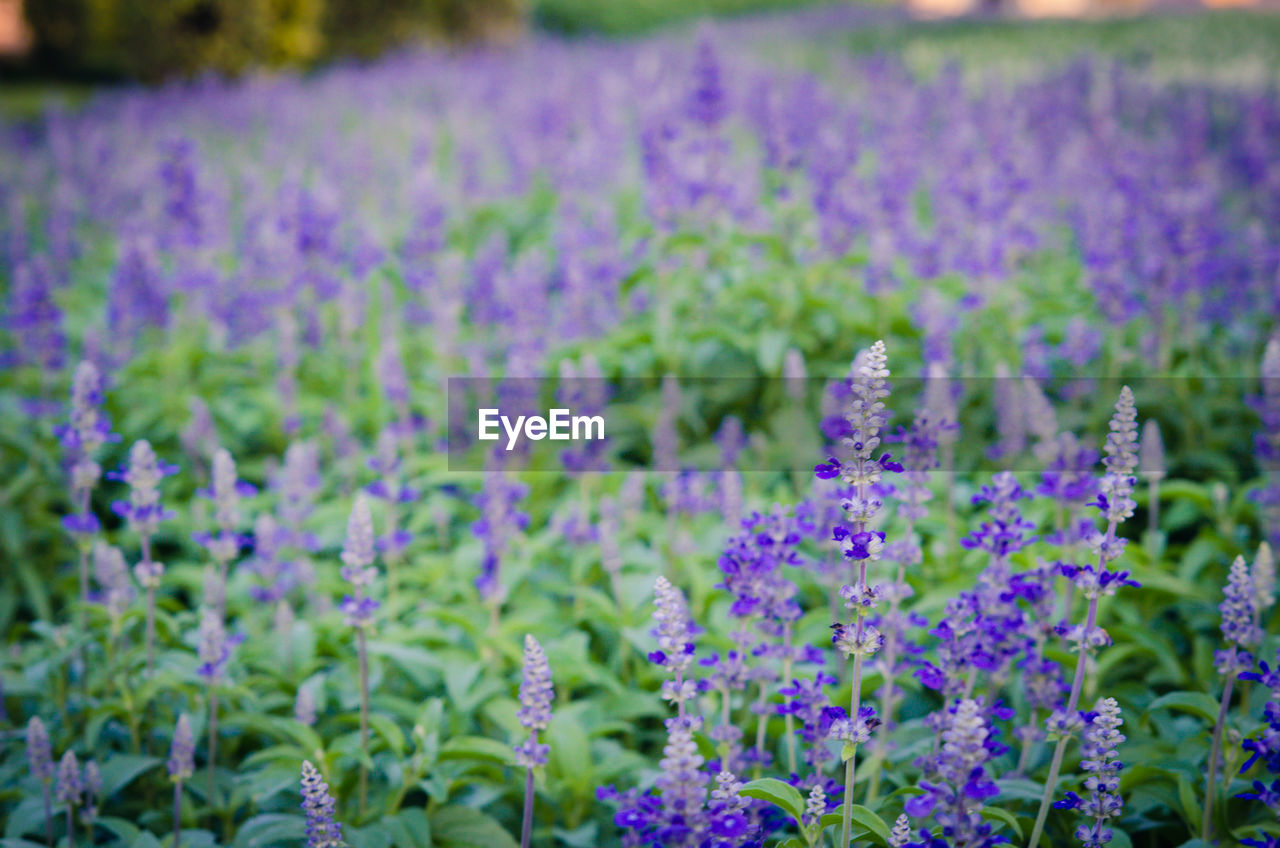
784 347 807 402
26 717 53 782
1218 556 1262 678
1140 419 1165 481
1022 376 1058 453
300 761 342 848
844 341 890 472
340 493 376 586
513 635 553 769
1099 386 1139 526
516 635 553 733
652 576 697 714
55 751 81 805
295 686 317 727
168 715 195 782
1256 542 1276 616
889 813 912 848
1058 698 1125 848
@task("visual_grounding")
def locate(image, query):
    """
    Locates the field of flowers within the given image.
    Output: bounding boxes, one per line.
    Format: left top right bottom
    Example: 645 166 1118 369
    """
3 6 1280 848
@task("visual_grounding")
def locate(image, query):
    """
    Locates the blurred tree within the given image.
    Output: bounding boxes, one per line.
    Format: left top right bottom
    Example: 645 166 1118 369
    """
23 0 521 81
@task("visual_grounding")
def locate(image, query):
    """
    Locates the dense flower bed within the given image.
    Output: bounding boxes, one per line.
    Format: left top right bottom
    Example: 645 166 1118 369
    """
2 11 1280 848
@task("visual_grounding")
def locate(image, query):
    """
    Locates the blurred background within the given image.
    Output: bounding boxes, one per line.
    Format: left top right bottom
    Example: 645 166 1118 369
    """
1 0 1276 86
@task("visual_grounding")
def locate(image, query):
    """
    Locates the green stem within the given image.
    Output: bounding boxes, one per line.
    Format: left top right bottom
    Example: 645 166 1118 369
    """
1027 594 1099 848
783 623 797 776
42 782 52 848
207 691 218 816
173 781 183 848
1203 677 1235 842
357 626 370 820
520 766 535 848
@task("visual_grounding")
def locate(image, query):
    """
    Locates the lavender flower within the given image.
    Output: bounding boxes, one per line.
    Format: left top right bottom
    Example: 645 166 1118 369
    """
1030 388 1140 848
168 714 195 782
514 634 553 768
1219 555 1263 675
56 750 84 847
58 361 115 540
652 576 697 715
82 762 100 821
707 770 753 845
515 634 553 848
1257 542 1276 623
655 715 710 846
295 686 317 727
197 605 232 807
27 717 54 781
27 717 54 847
92 541 135 631
904 698 1004 848
340 493 380 628
197 607 231 682
1097 386 1139 526
1204 555 1263 840
110 440 177 539
889 814 911 847
1254 335 1280 547
1053 698 1124 848
196 448 249 567
342 494 378 817
300 761 342 848
815 340 898 848
59 361 117 623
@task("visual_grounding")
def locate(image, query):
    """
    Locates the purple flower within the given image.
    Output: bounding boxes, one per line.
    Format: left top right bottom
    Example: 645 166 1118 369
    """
1217 555 1262 676
1054 698 1124 848
26 717 54 782
653 576 698 712
8 256 64 370
300 761 342 848
196 607 232 681
295 687 317 727
55 751 81 805
905 698 1005 847
514 634 554 769
962 472 1038 558
168 714 195 781
109 440 177 538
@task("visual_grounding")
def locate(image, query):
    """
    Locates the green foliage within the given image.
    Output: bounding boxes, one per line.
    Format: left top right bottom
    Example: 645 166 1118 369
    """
22 0 523 81
533 0 845 36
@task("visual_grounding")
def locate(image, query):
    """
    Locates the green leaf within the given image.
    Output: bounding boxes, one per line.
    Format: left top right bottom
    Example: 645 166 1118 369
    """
382 809 433 848
1177 773 1203 833
438 735 516 766
847 805 891 846
370 714 407 758
980 807 1023 840
1148 691 1220 725
428 806 518 848
234 814 306 848
99 755 161 799
739 778 807 827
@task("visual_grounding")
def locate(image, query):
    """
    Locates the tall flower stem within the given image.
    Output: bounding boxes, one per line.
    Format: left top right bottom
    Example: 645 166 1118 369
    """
65 805 74 848
520 767 535 848
41 784 52 848
357 626 370 819
172 781 183 848
1202 677 1234 842
866 554 910 806
207 692 218 814
783 622 797 775
1027 588 1101 848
